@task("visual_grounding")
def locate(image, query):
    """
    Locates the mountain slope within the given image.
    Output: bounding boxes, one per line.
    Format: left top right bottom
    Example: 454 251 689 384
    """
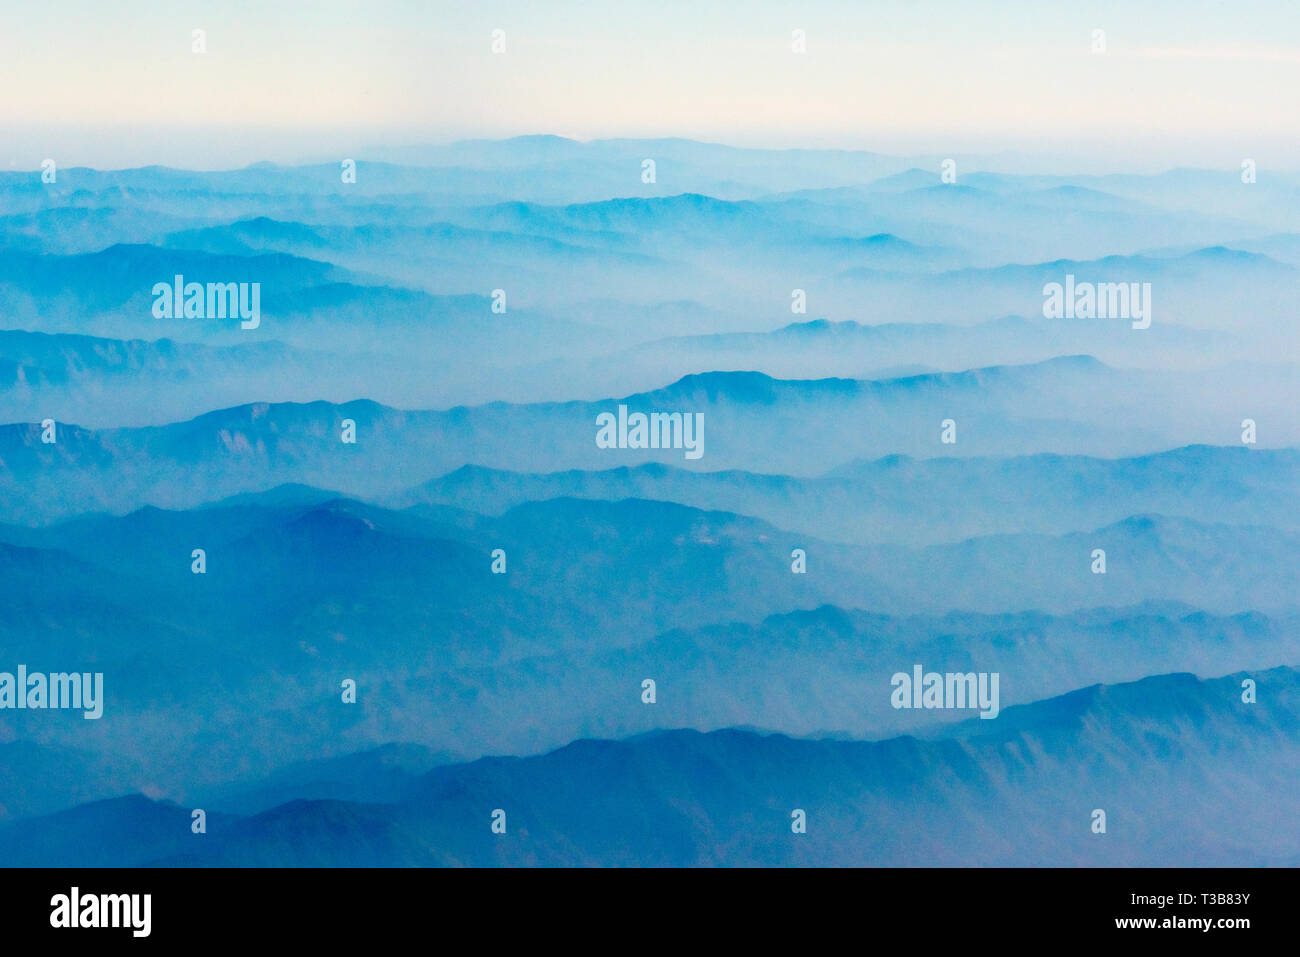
4 668 1290 867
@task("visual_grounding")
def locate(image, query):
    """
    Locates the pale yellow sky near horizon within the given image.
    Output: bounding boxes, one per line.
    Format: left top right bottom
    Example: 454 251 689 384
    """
2 0 1297 171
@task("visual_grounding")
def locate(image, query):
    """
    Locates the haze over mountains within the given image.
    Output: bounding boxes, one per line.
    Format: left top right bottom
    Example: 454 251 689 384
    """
0 136 1296 866
4 669 1296 867
399 445 1300 545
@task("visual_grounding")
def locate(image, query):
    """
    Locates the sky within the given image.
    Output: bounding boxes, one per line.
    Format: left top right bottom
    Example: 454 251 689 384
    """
2 0 1298 171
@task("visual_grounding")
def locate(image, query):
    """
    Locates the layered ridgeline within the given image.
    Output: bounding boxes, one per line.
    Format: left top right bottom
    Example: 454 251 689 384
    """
1 489 1297 817
0 247 1293 430
0 316 1271 425
397 444 1300 545
2 360 1297 522
6 150 1296 255
1 141 1296 866
2 149 1298 427
1 669 1296 866
1 489 1297 627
